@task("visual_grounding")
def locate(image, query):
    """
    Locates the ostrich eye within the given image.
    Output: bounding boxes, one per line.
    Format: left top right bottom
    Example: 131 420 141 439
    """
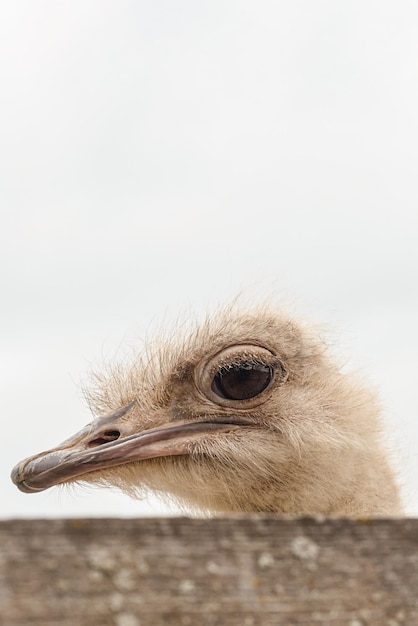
197 344 283 407
211 363 273 401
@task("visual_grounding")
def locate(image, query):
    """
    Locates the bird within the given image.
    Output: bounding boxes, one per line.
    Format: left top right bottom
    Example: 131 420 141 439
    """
11 303 403 517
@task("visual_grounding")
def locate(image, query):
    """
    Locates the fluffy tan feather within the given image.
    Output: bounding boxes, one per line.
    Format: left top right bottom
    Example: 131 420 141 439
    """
78 304 402 516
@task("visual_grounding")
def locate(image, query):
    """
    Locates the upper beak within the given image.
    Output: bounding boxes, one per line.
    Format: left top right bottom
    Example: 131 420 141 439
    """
11 401 245 493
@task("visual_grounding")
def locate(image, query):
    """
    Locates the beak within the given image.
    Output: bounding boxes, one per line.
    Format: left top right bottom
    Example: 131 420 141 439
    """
11 401 245 493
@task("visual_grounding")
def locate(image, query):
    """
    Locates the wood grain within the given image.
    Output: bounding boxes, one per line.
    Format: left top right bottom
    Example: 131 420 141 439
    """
1 517 417 625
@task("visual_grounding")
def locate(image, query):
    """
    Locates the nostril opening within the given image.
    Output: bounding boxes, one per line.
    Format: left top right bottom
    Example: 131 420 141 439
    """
87 430 121 448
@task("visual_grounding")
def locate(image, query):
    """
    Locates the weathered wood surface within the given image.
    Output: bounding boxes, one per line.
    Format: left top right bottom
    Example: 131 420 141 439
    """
0 517 417 626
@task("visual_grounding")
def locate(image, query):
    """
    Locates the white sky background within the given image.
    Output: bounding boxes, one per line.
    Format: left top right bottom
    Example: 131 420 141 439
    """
1 1 417 518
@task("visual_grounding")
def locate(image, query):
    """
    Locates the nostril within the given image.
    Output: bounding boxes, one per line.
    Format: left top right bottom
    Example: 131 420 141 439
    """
87 430 121 448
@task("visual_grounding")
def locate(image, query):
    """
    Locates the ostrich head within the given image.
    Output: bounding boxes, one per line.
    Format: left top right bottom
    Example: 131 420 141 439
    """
11 305 402 516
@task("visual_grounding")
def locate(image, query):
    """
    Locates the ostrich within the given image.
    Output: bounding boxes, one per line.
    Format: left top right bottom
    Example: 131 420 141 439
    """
11 305 403 516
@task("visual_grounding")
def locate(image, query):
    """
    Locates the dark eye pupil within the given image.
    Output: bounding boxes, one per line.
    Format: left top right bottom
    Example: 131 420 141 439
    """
211 363 272 401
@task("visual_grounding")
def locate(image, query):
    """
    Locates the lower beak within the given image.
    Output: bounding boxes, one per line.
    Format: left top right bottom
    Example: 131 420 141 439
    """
11 402 244 493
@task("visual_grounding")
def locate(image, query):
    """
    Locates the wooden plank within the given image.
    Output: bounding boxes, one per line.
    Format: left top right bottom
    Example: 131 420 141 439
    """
0 517 417 625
